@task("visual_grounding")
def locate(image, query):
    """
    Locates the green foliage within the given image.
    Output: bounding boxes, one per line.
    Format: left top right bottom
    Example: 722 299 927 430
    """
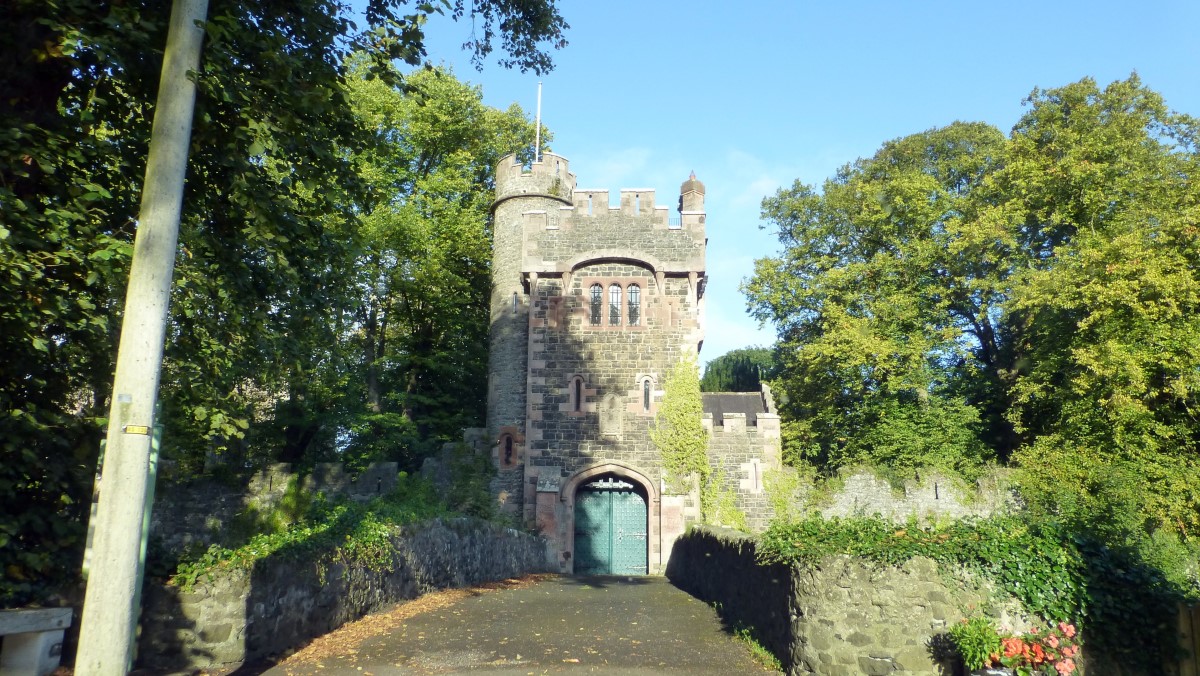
223 475 315 547
172 473 446 590
746 76 1200 584
701 468 747 531
2 0 564 602
700 346 776 392
763 467 806 524
652 353 710 495
340 61 540 463
758 515 1186 671
947 617 1002 670
445 444 500 520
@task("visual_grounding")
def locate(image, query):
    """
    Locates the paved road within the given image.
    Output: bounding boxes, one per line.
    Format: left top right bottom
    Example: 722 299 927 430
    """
261 575 777 675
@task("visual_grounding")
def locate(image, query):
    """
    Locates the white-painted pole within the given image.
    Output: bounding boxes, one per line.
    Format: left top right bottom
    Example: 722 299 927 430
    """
75 0 208 672
534 81 542 162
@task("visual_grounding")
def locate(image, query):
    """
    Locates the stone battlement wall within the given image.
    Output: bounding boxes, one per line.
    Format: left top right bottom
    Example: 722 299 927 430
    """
493 153 705 278
150 462 399 562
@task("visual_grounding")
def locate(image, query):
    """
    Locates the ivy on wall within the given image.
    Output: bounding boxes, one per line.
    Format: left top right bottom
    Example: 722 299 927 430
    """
651 353 709 496
758 515 1185 672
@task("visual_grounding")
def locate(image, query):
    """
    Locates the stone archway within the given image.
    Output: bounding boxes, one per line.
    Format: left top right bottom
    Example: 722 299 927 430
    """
561 463 660 575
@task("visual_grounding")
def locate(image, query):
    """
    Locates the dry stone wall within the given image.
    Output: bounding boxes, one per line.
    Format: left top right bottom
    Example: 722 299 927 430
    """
667 527 1035 676
138 518 550 672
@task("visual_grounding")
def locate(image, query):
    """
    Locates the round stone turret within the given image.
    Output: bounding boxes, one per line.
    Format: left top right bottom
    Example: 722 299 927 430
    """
494 152 577 205
486 152 577 463
679 171 705 213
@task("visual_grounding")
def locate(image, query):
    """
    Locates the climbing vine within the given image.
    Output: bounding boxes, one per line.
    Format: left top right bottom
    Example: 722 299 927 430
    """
702 467 747 530
651 353 709 496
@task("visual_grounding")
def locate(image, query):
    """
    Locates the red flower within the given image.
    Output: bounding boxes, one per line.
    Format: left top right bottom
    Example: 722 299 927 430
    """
1002 637 1026 658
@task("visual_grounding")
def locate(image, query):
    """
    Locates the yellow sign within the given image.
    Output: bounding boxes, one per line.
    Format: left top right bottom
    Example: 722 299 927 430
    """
123 425 151 435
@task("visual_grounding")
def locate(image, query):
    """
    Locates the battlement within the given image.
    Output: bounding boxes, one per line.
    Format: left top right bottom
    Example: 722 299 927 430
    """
702 411 781 438
700 388 780 439
565 188 676 226
494 153 706 230
495 153 577 203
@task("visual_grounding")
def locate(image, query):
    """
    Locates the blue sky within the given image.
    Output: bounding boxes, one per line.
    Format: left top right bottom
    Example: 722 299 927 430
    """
408 0 1200 368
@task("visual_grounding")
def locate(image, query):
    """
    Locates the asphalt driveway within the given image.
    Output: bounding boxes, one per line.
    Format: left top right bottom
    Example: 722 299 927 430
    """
259 575 778 675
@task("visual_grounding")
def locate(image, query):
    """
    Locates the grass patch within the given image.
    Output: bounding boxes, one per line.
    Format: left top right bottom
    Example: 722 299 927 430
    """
733 622 782 672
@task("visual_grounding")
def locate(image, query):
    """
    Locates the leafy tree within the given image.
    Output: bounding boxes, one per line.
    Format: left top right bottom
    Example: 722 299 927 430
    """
1 0 566 605
339 59 540 468
746 75 1200 567
995 77 1200 540
745 121 1005 474
700 346 775 392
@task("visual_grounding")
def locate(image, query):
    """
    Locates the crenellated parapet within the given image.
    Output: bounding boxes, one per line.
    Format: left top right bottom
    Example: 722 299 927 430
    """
491 153 707 289
494 152 577 205
493 153 705 239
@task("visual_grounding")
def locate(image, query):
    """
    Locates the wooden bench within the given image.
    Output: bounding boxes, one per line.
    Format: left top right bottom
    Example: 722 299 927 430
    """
0 608 72 676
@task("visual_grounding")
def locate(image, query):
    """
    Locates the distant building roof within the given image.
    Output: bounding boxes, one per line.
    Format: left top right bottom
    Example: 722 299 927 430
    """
702 392 764 427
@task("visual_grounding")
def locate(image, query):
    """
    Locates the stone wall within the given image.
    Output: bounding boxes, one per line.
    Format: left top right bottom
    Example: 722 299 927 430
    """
799 468 1020 523
667 527 1035 676
150 462 399 562
138 518 550 672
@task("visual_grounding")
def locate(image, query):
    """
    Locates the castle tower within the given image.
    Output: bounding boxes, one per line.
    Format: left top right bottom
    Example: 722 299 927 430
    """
487 153 576 503
484 153 775 575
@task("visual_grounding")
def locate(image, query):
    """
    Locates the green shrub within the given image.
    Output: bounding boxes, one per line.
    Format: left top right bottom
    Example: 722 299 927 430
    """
947 617 1002 670
172 473 447 589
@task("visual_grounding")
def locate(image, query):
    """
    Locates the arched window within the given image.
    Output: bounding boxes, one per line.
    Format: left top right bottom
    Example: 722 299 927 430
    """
589 284 602 325
499 433 517 468
569 375 585 413
627 284 641 326
609 284 622 325
512 292 518 315
643 378 651 412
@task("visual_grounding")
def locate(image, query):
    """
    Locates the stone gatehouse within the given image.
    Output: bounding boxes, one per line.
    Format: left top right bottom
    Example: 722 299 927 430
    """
482 152 781 574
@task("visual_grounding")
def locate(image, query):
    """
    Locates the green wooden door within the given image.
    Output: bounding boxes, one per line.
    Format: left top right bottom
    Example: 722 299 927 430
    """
574 478 647 575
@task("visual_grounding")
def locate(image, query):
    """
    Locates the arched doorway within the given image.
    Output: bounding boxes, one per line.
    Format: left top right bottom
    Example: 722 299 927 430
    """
573 475 648 575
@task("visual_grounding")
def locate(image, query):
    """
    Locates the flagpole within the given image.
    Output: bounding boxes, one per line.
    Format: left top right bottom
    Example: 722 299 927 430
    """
534 81 542 162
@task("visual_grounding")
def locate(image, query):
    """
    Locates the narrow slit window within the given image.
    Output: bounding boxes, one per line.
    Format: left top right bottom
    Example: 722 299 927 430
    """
609 284 622 325
512 292 518 314
589 284 603 325
627 284 641 326
642 379 651 412
504 436 514 464
574 377 583 412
